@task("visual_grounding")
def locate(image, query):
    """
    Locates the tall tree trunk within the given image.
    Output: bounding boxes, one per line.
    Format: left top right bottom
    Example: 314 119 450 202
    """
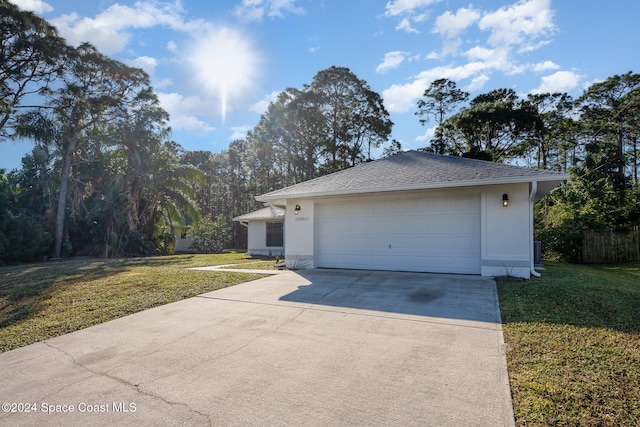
633 135 638 185
617 129 626 204
52 139 76 258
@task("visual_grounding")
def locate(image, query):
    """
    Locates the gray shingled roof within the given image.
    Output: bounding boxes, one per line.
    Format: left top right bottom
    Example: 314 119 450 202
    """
232 206 285 222
257 150 569 201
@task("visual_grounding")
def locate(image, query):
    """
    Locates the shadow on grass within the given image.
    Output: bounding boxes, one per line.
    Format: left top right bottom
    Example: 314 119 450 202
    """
496 261 640 334
0 258 132 328
0 253 271 329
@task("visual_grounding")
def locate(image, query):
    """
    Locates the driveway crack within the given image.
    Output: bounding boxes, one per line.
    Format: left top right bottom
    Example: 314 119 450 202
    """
41 341 212 426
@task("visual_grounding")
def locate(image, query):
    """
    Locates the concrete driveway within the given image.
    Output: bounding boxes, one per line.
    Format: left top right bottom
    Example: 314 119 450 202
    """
0 269 514 427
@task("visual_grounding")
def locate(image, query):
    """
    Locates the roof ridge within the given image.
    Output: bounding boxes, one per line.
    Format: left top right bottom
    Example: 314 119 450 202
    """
257 150 569 201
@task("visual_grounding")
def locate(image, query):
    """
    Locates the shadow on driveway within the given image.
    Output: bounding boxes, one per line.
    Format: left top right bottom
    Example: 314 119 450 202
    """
279 269 501 324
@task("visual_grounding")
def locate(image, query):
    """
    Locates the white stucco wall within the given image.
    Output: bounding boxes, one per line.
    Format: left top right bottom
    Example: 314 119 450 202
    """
284 200 315 269
247 220 284 257
481 183 532 278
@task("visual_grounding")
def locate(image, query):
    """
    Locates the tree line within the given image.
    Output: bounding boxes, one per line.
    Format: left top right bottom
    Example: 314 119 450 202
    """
0 1 394 262
2 0 639 264
416 76 640 261
1 1 202 261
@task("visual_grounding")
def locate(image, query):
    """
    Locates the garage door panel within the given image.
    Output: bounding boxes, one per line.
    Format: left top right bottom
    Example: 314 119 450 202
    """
454 214 479 231
432 198 456 212
316 194 480 274
371 217 387 229
429 235 455 249
455 236 477 250
386 220 410 235
428 215 455 232
414 199 433 210
455 197 480 211
371 203 391 215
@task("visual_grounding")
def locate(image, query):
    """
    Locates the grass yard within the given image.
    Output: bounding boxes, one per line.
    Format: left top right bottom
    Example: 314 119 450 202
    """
0 252 271 352
219 260 279 270
497 261 640 426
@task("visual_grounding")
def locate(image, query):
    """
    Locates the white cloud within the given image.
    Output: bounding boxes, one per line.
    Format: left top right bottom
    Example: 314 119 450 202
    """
126 56 158 75
170 115 216 133
479 0 555 50
153 78 173 89
533 60 560 72
233 0 264 22
415 126 436 143
233 0 304 23
158 92 216 133
51 1 208 55
383 64 484 113
376 51 409 73
167 40 178 54
249 91 281 114
428 38 463 59
51 12 129 54
463 45 526 75
383 1 563 113
467 74 490 92
396 17 420 33
230 126 252 140
531 70 583 94
384 0 442 33
433 7 480 39
383 80 426 113
10 0 53 13
465 45 502 63
384 0 441 17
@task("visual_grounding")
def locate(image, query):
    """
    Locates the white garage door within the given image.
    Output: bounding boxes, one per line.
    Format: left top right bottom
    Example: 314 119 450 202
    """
316 193 481 274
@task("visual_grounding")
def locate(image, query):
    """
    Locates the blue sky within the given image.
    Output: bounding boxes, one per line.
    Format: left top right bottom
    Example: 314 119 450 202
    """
3 0 639 170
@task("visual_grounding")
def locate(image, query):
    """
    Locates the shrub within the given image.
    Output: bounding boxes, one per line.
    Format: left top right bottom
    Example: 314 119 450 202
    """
189 214 230 253
0 212 52 263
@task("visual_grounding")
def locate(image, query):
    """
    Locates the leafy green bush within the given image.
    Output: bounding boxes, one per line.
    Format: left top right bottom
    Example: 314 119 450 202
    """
189 214 230 253
0 212 52 263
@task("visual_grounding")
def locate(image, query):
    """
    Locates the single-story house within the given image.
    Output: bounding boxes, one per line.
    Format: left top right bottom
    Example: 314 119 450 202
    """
233 205 285 256
245 151 569 278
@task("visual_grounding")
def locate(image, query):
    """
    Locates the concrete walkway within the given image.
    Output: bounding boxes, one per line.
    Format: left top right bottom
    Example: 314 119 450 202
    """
0 268 514 426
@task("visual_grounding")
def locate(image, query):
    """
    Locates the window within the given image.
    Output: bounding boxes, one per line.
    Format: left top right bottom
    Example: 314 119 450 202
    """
266 222 283 247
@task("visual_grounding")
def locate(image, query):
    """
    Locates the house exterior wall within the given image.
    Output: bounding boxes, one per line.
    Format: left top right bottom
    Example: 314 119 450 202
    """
284 199 315 269
283 183 535 278
247 220 284 257
481 182 532 278
174 236 194 252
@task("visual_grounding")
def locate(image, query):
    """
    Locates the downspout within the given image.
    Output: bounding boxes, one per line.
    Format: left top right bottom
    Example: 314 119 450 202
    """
529 181 541 278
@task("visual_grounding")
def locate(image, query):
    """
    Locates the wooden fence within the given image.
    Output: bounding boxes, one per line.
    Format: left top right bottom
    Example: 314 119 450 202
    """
582 227 640 263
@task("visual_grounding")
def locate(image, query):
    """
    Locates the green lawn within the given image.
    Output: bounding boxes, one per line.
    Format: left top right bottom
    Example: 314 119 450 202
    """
497 261 640 426
0 252 270 352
